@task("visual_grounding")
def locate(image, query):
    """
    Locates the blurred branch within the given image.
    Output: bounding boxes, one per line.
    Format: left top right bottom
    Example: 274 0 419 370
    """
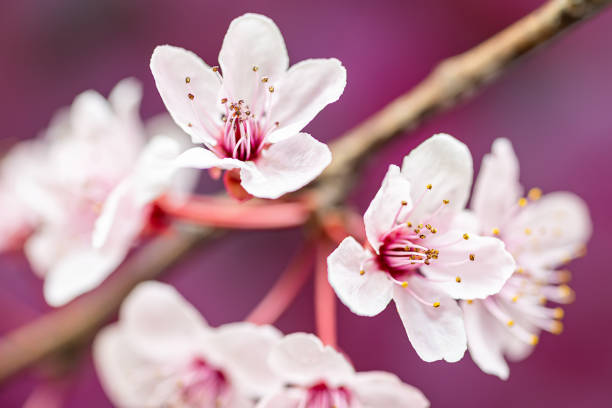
0 0 610 383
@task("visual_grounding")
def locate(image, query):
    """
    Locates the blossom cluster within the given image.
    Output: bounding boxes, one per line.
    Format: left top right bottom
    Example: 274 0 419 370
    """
0 11 592 408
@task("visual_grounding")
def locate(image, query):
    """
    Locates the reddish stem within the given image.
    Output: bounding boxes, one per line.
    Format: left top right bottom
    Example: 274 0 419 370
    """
314 240 337 348
245 241 316 325
156 194 311 230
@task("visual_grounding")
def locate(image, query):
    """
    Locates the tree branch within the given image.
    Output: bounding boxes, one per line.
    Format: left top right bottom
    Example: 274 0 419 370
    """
0 0 609 383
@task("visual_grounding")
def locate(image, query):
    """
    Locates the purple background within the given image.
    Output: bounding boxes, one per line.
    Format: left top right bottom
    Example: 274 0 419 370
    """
1 0 611 406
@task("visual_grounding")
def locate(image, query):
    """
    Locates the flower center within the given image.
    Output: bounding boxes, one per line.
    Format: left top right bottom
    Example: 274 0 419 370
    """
377 225 440 279
178 356 230 407
215 99 268 161
305 382 352 408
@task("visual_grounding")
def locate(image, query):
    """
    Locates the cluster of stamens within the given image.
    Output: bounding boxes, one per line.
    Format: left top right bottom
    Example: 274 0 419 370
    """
305 382 352 408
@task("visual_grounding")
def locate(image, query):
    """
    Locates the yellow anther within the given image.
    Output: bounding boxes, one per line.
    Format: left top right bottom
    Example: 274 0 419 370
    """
553 307 564 319
463 233 470 240
359 270 365 276
469 254 475 261
268 86 275 93
530 335 539 345
517 267 524 274
528 187 542 201
187 122 193 127
551 321 564 335
426 184 432 190
466 299 473 304
524 228 532 236
406 222 412 227
507 320 514 327
188 93 194 100
212 66 219 72
401 200 408 206
401 281 408 288
433 302 441 308
261 77 269 83
511 295 519 303
539 296 547 305
419 234 426 239
431 228 437 234
455 276 462 283
252 66 259 72
443 199 450 205
492 227 500 235
518 197 527 207
221 98 228 104
185 76 191 83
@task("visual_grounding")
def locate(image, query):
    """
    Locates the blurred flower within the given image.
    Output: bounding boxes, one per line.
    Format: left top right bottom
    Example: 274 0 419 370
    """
327 134 515 362
461 138 592 379
94 281 283 408
257 332 429 408
3 78 194 306
150 13 346 199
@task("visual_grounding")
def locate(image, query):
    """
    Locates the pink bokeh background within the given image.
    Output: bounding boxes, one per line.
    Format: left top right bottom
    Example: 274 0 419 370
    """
1 0 611 406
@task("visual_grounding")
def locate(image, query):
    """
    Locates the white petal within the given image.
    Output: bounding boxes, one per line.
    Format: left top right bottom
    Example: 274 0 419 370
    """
256 389 304 408
173 146 246 170
393 277 466 362
268 333 354 386
267 58 347 143
421 232 515 299
462 300 515 380
219 13 289 103
23 227 62 278
69 90 114 137
150 45 222 145
43 245 127 306
209 323 283 398
507 192 592 268
108 77 143 120
363 164 412 248
327 237 393 317
352 371 430 408
240 133 331 199
471 138 522 233
120 281 208 360
401 134 473 222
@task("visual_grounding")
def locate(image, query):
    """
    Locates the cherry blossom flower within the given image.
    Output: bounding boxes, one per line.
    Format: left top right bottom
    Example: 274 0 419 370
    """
461 138 592 379
327 134 516 362
94 281 283 408
150 13 346 199
257 332 429 408
15 79 194 306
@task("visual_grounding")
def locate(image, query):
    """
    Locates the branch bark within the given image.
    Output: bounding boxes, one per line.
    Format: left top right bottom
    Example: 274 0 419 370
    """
0 0 609 383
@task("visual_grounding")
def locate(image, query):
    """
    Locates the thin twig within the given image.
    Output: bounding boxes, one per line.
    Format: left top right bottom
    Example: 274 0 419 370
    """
0 0 609 383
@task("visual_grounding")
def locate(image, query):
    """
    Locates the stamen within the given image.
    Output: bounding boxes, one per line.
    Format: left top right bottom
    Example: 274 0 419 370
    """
528 187 542 201
518 197 527 207
185 76 191 83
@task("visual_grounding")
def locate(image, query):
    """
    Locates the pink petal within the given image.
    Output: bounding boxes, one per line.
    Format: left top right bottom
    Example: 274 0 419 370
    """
363 164 412 249
352 371 429 408
240 133 331 199
327 237 393 317
422 232 515 299
120 281 208 361
471 138 522 233
400 134 473 222
219 13 289 104
393 276 466 362
267 58 347 143
268 333 354 387
256 389 304 408
150 45 222 145
208 323 283 398
506 192 592 269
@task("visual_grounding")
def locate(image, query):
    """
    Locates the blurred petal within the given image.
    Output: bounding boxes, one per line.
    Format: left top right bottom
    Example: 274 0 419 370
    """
268 58 347 143
393 277 466 362
173 146 246 170
327 237 393 317
353 371 429 408
256 389 304 408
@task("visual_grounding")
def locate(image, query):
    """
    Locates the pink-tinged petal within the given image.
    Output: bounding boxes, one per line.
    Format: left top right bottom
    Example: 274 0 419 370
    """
173 146 246 171
327 237 393 317
353 371 430 408
506 192 592 268
69 90 115 137
108 77 143 120
150 45 222 145
401 134 473 222
268 333 354 387
471 138 521 232
461 299 535 380
240 133 331 199
450 210 479 233
120 281 207 361
364 164 412 248
219 13 289 103
256 389 304 408
208 323 283 398
43 245 127 306
393 276 466 362
24 227 65 278
422 232 515 299
267 58 347 143
94 325 168 408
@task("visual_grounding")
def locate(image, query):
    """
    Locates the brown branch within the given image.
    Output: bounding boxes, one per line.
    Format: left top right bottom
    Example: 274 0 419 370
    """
0 0 609 383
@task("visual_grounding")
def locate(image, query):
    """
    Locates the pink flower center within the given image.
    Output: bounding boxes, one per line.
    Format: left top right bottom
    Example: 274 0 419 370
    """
179 356 230 406
305 382 352 408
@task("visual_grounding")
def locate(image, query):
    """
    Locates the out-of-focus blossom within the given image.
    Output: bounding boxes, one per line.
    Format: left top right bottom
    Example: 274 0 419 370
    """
327 134 515 362
150 13 346 199
461 138 592 379
257 333 429 408
3 78 194 306
94 281 282 408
